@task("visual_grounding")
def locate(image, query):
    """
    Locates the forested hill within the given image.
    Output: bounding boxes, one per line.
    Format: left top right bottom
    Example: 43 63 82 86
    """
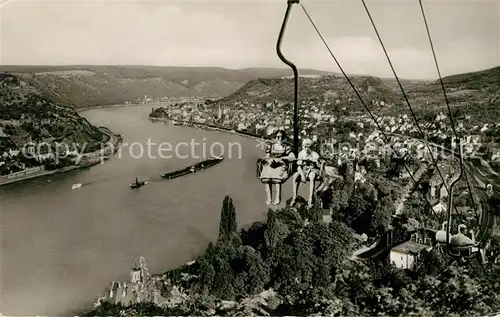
213 66 500 124
0 73 106 174
1 66 332 109
215 75 407 113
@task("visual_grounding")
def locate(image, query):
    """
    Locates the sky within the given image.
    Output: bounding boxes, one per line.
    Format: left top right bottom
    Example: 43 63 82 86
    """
0 0 499 79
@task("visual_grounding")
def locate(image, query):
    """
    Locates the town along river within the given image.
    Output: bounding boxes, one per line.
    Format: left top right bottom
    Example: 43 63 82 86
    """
1 105 308 316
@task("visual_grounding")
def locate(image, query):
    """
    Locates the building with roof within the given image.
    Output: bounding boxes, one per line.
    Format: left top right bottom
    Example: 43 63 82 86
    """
0 126 8 138
390 235 432 270
432 202 447 214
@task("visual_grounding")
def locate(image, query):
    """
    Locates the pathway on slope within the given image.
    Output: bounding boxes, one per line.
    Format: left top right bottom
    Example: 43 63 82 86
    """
395 163 429 215
351 163 429 260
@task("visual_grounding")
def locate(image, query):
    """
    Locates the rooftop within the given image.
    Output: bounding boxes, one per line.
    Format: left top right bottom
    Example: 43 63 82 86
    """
391 240 429 255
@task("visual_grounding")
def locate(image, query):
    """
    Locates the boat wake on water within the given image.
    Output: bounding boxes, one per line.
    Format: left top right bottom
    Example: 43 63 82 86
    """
71 183 82 190
71 180 100 189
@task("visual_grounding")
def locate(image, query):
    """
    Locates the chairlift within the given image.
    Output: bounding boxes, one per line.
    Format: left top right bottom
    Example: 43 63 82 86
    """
256 0 301 183
256 0 333 210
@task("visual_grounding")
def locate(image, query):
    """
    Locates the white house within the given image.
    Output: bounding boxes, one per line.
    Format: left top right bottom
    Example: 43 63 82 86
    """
8 149 20 157
390 239 430 270
237 122 248 130
0 126 7 138
430 184 436 200
266 126 277 136
432 202 447 214
354 171 366 184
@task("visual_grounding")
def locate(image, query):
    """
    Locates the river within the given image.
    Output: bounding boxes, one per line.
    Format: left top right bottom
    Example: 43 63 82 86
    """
0 106 306 316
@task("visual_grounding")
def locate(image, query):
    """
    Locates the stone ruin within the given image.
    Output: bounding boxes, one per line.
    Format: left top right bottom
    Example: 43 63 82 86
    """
94 256 154 308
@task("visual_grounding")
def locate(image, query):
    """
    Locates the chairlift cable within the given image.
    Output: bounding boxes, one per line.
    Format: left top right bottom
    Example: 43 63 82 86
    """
418 0 476 209
360 0 464 222
419 0 481 252
418 0 457 137
300 3 440 222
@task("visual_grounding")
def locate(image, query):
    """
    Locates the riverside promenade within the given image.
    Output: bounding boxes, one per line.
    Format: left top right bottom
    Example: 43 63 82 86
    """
149 117 265 141
0 127 121 186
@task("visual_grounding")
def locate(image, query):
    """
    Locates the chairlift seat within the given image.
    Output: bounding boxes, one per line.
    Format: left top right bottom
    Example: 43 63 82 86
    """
256 157 296 183
449 244 480 259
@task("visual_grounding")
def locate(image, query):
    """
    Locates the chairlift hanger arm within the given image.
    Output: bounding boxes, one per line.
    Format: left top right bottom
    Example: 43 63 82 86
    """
446 142 465 256
276 0 300 158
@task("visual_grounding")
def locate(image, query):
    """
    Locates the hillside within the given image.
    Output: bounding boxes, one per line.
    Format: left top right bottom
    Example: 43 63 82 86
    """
442 66 500 89
0 73 106 175
403 66 500 123
1 66 333 109
215 75 414 114
214 66 500 124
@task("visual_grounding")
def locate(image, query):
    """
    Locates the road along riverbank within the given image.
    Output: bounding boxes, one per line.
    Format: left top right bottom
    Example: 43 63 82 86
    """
149 117 269 142
0 127 122 186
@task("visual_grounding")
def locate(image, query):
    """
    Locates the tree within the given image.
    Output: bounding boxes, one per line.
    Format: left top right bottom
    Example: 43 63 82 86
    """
236 246 270 294
343 183 378 233
386 155 404 179
218 196 237 244
264 209 290 249
211 258 235 299
241 221 267 251
196 258 216 294
330 175 354 213
413 266 494 316
368 196 394 237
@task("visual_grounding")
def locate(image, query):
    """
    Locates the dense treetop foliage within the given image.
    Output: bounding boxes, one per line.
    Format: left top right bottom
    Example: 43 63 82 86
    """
86 194 500 316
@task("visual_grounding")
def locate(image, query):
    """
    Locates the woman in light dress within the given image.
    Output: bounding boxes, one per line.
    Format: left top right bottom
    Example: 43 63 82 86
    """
259 130 295 205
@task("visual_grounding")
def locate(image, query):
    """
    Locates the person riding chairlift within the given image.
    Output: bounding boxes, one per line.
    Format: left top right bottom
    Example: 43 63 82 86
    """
291 138 322 208
259 130 295 205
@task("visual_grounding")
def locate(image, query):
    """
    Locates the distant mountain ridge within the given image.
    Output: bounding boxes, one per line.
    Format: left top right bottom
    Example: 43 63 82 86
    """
213 65 500 123
1 65 333 109
3 65 499 122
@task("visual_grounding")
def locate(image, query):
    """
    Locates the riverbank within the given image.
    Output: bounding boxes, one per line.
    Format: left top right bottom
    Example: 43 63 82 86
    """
76 104 137 113
0 127 122 186
0 165 81 186
149 117 268 142
76 101 199 113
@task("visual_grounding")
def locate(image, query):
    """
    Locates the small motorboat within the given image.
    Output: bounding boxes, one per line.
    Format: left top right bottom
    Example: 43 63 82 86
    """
130 181 146 189
72 183 82 190
129 178 147 189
